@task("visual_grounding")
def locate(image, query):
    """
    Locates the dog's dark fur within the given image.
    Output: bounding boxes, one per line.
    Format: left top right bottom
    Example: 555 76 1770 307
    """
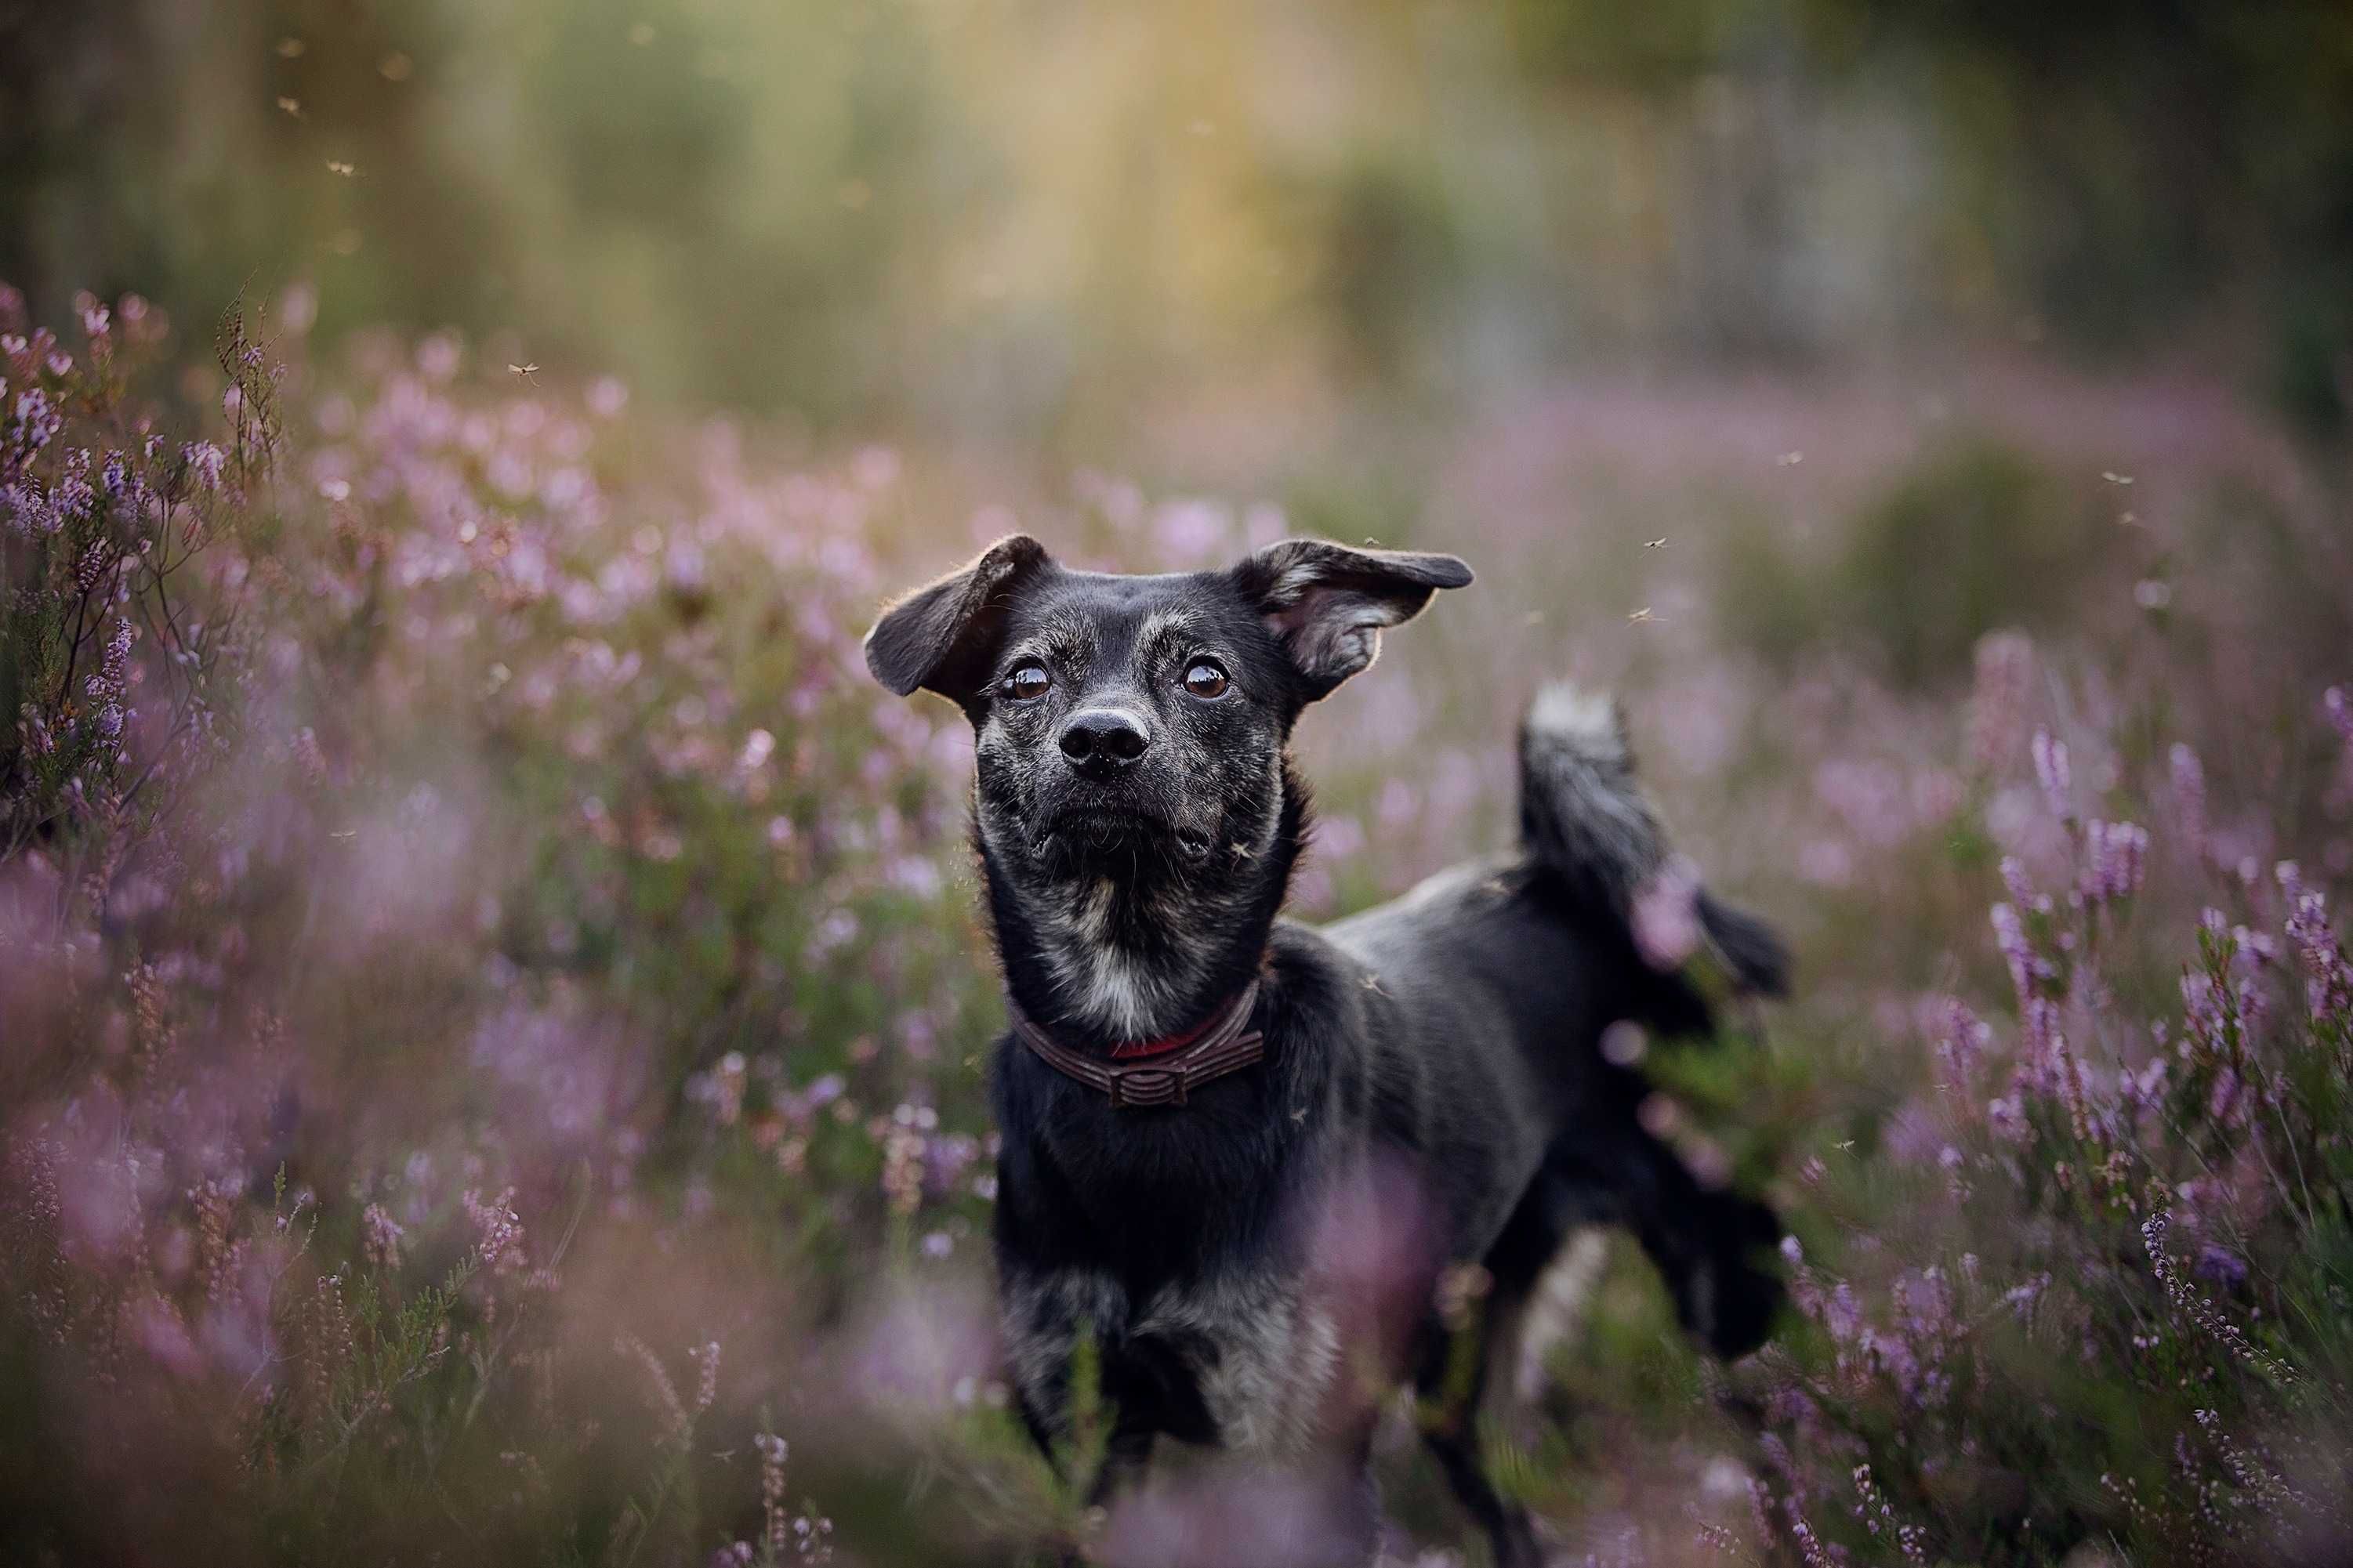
865 536 1789 1566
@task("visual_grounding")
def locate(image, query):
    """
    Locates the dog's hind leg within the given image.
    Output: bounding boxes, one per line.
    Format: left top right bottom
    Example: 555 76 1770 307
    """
1550 1110 1784 1360
1412 1298 1546 1568
1424 1429 1543 1568
1503 1227 1609 1410
1481 1157 1618 1421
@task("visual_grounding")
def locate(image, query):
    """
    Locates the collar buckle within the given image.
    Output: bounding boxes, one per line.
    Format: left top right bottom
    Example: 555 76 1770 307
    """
1107 1067 1184 1110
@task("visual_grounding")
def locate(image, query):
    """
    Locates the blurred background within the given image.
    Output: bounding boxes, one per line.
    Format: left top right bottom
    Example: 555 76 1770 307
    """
10 0 2353 448
7 2 2353 1564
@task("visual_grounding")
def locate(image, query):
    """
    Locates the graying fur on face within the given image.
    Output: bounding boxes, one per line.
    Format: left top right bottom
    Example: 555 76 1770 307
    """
974 701 1289 1040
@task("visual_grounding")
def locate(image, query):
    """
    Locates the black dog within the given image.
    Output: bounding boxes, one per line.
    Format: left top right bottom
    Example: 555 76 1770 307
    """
865 535 1787 1566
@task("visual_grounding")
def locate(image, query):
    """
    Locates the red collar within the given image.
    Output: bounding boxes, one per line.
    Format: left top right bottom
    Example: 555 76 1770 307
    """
1007 981 1266 1109
1108 1005 1229 1059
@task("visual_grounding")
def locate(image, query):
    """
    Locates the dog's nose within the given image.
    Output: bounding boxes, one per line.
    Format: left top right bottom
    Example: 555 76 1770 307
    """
1058 708 1151 773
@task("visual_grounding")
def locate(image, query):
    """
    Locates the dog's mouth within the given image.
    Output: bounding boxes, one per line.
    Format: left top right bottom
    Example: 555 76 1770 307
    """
1033 805 1214 862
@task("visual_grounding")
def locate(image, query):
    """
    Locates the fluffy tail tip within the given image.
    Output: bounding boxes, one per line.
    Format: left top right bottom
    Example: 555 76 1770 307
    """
1521 680 1792 1000
1522 681 1630 768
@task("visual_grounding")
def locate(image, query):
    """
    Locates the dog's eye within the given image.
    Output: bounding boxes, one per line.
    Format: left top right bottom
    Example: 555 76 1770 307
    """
1001 663 1052 702
1182 661 1230 701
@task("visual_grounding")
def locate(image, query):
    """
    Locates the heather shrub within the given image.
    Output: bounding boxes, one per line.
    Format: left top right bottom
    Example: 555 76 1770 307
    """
1 288 270 882
3 277 2352 1567
0 299 991 1564
1745 701 2353 1562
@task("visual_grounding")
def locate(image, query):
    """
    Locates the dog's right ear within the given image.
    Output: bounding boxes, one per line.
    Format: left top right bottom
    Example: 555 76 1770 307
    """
863 534 1052 704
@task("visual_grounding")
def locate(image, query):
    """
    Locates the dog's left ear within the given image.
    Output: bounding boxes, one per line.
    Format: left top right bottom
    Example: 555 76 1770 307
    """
864 534 1053 704
1233 538 1474 699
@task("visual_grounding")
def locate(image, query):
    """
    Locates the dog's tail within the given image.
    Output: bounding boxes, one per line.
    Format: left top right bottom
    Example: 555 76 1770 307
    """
1517 683 1789 1001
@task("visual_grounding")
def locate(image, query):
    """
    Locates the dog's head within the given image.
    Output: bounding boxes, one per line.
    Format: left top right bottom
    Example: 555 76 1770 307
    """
864 535 1470 906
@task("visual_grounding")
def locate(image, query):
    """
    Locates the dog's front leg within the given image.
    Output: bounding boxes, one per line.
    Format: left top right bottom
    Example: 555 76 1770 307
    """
1011 1378 1155 1502
1017 1386 1154 1568
1002 1266 1152 1554
1331 1418 1385 1568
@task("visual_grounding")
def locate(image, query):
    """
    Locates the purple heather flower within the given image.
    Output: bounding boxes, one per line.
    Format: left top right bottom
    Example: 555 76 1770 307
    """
2000 1273 2050 1319
1932 995 1990 1088
182 441 227 490
2032 729 2071 819
2193 1243 2248 1291
689 1339 720 1414
13 386 60 453
2000 855 2046 914
2120 1055 2169 1112
2181 969 2232 1063
2081 819 2149 902
1990 902 2048 1003
2284 889 2353 1020
2206 1066 2246 1128
1821 1282 1863 1345
461 1186 527 1273
2018 996 2065 1092
0 480 39 537
361 1203 405 1269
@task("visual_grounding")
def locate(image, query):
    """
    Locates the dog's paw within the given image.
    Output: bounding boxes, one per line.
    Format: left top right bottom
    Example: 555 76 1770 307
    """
1703 1256 1785 1360
1673 1194 1786 1359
